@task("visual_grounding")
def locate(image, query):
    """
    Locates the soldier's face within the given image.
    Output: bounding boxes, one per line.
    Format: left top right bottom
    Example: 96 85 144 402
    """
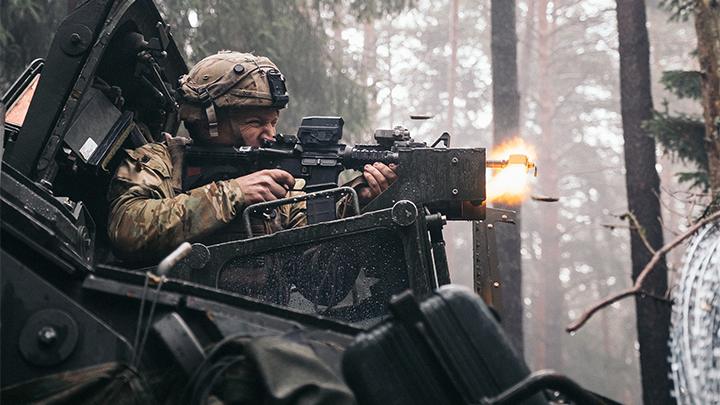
234 107 279 147
197 107 278 147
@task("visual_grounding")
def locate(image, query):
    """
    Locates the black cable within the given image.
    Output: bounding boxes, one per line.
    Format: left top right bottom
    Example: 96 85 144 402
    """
179 333 256 405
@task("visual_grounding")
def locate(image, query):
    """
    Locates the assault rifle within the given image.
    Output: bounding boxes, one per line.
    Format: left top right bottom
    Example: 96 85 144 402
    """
183 116 431 224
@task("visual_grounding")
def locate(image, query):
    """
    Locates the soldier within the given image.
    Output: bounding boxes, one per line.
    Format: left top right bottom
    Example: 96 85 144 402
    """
106 51 397 265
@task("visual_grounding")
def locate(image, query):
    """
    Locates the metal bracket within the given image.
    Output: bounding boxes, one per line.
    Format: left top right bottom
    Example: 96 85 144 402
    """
472 207 516 324
426 211 450 286
152 312 206 376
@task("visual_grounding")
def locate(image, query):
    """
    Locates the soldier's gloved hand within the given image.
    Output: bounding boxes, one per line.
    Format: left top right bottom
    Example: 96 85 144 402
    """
358 162 398 204
235 169 296 206
164 132 194 147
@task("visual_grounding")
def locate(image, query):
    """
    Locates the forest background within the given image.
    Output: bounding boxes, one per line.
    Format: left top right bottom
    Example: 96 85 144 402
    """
0 0 704 403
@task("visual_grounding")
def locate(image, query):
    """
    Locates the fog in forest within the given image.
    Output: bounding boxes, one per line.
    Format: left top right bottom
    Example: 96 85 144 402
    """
309 2 698 402
1 0 704 403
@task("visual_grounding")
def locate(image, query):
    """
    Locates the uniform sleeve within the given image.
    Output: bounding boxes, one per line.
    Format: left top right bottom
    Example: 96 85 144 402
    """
279 179 307 230
107 143 246 263
336 174 366 218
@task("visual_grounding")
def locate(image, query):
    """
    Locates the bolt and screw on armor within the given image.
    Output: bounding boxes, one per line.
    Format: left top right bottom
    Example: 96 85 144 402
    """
177 51 289 137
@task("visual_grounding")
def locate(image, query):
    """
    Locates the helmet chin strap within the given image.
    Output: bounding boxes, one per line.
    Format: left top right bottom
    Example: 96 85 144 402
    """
199 88 219 138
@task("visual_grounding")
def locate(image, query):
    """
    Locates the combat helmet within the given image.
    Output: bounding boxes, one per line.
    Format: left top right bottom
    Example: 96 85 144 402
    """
177 51 289 137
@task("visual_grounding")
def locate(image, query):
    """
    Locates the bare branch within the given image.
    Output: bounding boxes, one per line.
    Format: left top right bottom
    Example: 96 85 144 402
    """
661 185 712 201
620 211 656 255
566 209 720 333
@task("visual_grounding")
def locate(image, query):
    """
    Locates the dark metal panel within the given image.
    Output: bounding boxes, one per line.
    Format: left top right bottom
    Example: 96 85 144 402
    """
32 0 187 182
472 208 517 323
1 165 94 274
5 0 187 181
82 271 361 342
0 251 132 388
364 147 487 213
4 0 115 176
199 207 436 299
111 205 438 325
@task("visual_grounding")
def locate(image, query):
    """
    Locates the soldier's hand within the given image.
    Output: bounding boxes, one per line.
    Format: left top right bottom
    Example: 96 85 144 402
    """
235 169 295 205
164 132 193 147
358 162 398 204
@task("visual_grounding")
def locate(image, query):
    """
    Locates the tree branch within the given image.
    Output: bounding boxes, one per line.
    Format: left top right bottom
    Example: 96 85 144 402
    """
566 209 720 333
619 211 656 255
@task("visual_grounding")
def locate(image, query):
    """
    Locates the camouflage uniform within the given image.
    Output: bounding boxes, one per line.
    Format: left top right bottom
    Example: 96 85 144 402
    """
107 51 303 264
106 142 306 264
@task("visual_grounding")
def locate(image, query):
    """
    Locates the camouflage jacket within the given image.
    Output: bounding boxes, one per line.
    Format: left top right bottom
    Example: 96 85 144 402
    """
106 142 306 263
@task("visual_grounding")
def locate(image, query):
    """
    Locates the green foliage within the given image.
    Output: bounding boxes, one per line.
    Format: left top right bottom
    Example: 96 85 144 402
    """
646 3 712 193
676 171 711 191
158 0 413 139
1 0 414 140
0 0 66 92
659 0 694 22
660 70 702 101
642 9 711 191
643 102 709 190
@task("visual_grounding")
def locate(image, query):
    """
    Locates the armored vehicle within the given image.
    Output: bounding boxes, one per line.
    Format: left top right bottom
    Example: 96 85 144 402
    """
1 0 616 403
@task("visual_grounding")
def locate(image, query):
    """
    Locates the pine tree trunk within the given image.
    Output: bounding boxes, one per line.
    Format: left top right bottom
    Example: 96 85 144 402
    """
518 0 535 120
693 0 720 199
616 0 672 403
491 0 524 356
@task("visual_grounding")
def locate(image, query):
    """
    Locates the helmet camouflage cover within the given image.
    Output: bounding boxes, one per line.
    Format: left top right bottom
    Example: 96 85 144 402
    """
177 51 289 136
